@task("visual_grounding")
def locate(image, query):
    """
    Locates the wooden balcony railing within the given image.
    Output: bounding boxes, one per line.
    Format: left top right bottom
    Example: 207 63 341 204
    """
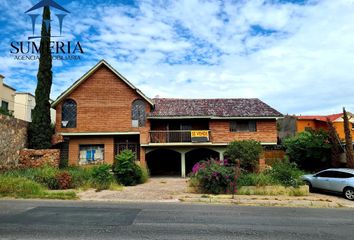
149 130 211 143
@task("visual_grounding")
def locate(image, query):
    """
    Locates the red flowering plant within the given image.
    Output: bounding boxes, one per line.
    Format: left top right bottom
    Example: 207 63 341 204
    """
189 158 236 194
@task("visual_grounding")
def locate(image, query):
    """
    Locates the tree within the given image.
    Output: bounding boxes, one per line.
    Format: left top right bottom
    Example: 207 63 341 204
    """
326 118 342 167
28 6 53 149
343 108 354 168
283 129 331 171
225 140 263 172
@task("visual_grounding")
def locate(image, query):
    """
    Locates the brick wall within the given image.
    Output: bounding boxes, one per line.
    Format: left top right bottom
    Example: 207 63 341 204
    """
209 119 277 143
68 136 114 165
19 149 60 168
54 65 151 144
0 114 28 166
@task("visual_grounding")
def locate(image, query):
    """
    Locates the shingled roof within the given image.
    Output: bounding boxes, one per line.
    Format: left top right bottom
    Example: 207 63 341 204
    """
149 98 282 118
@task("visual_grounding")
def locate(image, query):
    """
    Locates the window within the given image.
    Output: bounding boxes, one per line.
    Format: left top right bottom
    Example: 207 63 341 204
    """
1 101 9 111
61 99 77 128
314 170 354 178
79 145 104 164
230 120 256 132
132 99 146 127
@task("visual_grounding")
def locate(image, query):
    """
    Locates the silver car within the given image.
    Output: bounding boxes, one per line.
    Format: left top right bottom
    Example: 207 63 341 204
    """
302 168 354 200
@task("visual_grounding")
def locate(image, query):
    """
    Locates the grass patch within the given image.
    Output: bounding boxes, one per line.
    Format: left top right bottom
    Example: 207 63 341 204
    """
237 185 309 196
0 175 76 200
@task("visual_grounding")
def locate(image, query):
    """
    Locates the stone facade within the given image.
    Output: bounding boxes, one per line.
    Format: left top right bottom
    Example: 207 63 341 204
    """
0 114 28 166
19 149 60 168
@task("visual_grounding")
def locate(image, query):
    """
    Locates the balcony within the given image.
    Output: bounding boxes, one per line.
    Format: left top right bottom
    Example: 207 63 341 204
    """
149 130 211 143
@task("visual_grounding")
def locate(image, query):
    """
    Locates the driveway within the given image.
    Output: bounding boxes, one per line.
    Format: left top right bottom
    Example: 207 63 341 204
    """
78 177 189 202
78 177 354 208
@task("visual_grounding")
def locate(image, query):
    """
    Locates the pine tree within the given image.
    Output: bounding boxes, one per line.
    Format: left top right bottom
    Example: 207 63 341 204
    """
326 118 342 167
28 6 53 149
343 108 354 168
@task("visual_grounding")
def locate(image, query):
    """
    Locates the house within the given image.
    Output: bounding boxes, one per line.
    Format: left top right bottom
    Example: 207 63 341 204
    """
0 74 16 114
52 60 282 177
297 113 354 141
14 92 56 123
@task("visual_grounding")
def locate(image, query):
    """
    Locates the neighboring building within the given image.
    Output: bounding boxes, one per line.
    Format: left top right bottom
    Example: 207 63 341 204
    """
52 60 282 177
297 113 354 141
0 74 16 114
14 92 56 123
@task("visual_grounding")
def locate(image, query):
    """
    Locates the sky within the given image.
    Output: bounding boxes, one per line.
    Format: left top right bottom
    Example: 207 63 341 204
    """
0 0 354 115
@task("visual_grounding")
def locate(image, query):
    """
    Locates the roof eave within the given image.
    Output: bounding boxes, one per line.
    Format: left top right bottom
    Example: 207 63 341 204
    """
147 116 282 120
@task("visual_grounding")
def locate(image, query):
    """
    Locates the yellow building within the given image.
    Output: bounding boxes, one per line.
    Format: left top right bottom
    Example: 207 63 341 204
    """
0 74 16 114
297 113 354 141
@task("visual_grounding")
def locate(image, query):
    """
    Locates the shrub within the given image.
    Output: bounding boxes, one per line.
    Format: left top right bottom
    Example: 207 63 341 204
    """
59 158 68 169
190 159 235 194
56 171 72 189
113 150 142 186
32 166 60 190
90 164 114 191
237 172 276 187
139 163 150 184
66 166 93 189
283 129 331 171
269 159 304 188
225 140 263 172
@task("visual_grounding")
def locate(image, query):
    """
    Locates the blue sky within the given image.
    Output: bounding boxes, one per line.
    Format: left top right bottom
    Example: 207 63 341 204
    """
1 0 354 115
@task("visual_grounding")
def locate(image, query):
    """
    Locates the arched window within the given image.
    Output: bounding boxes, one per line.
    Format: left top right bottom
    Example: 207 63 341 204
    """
61 99 77 128
132 99 146 127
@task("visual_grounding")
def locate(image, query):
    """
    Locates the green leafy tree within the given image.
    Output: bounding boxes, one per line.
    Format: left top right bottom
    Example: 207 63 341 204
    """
283 129 331 171
225 140 263 172
28 6 53 149
327 118 343 167
343 108 354 168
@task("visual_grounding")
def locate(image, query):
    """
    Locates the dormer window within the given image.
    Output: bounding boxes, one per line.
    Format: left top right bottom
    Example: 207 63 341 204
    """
62 99 77 128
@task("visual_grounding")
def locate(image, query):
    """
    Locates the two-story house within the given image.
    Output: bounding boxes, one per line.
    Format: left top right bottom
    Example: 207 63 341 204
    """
52 60 282 177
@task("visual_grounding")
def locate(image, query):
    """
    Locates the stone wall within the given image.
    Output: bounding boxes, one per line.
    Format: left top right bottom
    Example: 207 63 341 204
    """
0 113 28 166
19 149 60 168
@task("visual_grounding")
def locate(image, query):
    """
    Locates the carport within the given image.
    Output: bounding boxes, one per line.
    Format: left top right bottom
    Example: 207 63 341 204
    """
146 149 181 176
185 148 219 175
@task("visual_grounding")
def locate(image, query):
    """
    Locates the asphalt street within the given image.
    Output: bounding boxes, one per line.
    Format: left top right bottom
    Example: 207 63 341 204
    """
0 200 353 240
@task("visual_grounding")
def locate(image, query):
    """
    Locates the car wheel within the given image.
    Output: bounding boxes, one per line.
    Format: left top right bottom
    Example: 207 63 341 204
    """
304 181 314 193
343 187 354 201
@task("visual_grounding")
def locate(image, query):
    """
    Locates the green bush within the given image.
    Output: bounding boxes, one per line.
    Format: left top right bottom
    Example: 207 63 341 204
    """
90 164 114 190
190 160 236 194
0 176 44 197
283 129 331 171
139 163 150 184
66 166 94 188
32 166 60 190
59 158 68 169
269 159 305 188
113 150 142 186
225 140 263 172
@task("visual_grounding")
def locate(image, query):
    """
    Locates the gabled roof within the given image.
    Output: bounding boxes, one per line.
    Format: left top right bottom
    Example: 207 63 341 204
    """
297 113 347 122
149 98 282 119
52 60 154 107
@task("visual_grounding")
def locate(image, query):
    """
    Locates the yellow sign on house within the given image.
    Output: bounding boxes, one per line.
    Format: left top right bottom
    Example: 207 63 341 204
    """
191 130 209 142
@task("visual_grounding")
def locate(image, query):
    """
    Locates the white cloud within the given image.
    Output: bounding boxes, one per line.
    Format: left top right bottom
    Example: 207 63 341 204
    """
1 0 354 115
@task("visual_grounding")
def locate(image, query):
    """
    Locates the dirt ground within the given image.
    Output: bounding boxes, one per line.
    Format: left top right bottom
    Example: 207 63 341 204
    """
78 177 354 208
78 177 189 202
